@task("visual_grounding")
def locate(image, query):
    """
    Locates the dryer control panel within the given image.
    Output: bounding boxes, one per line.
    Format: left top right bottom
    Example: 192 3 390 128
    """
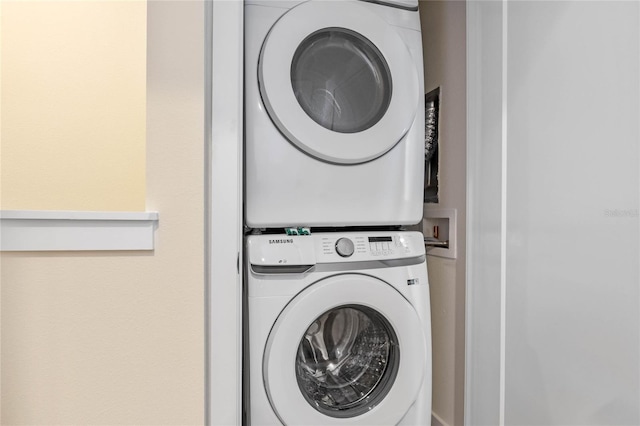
248 231 425 268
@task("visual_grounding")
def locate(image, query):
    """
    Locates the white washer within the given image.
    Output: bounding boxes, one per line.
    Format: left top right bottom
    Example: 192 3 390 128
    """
246 231 432 425
245 0 425 228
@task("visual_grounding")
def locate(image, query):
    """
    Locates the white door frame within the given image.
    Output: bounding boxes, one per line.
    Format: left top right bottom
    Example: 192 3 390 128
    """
205 0 244 424
465 2 505 424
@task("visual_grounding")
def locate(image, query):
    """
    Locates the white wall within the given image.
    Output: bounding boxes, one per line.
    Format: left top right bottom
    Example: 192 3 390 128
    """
467 1 639 424
419 1 466 425
0 2 206 423
0 1 146 211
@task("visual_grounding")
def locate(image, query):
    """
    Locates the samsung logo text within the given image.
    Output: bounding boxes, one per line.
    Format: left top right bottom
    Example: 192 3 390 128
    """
269 239 294 244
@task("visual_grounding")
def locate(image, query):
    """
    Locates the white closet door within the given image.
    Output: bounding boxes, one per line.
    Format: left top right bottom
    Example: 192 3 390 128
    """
467 1 639 424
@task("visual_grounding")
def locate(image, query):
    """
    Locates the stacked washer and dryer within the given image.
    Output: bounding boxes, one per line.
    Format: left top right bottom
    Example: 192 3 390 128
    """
244 1 432 424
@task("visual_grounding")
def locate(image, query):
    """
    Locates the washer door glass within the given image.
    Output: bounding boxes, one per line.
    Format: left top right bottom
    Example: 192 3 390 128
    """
296 304 399 418
291 28 392 134
263 274 427 424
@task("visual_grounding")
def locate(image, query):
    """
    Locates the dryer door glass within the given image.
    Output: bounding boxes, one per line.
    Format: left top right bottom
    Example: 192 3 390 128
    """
295 304 399 418
291 28 392 134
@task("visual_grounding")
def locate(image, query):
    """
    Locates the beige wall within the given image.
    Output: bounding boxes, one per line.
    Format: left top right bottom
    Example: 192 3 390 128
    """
0 1 205 424
419 1 466 425
1 1 146 211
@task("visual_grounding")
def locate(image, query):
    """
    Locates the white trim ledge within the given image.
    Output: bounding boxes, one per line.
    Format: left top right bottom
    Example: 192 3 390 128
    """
0 210 159 252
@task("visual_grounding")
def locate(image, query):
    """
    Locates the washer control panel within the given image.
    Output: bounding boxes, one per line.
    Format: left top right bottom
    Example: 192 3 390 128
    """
317 232 423 262
368 236 396 256
335 238 355 257
249 232 425 267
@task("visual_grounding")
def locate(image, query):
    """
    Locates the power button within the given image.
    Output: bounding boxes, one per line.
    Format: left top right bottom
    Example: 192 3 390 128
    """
335 238 355 257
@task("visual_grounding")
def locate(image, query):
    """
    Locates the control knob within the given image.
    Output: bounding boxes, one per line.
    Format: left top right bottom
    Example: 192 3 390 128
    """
335 238 355 257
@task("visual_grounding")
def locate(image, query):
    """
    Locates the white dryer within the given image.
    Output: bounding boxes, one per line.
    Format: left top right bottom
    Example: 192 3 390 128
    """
244 0 425 228
246 231 431 425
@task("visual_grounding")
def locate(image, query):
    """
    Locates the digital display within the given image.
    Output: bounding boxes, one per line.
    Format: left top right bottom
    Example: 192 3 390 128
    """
368 236 392 242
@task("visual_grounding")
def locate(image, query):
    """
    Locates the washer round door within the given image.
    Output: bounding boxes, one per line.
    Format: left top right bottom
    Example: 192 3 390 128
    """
258 1 420 164
263 274 427 425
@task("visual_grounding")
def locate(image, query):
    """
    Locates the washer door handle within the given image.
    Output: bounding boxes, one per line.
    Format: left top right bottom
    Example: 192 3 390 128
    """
251 264 315 275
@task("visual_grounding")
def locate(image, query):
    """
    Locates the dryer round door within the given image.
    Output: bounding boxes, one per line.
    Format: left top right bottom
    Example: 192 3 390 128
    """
258 1 420 164
263 274 427 425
